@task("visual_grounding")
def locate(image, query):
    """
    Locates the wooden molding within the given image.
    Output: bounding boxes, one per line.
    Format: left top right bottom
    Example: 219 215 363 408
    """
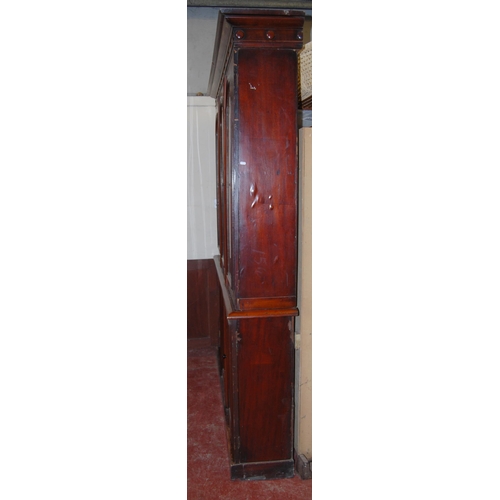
189 1 311 9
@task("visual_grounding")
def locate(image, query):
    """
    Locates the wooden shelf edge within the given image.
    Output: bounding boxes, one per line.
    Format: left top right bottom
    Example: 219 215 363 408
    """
213 255 299 319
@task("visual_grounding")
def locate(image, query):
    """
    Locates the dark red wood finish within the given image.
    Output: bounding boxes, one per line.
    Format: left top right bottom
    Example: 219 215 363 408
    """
235 48 298 308
187 259 220 348
208 9 304 481
237 316 294 463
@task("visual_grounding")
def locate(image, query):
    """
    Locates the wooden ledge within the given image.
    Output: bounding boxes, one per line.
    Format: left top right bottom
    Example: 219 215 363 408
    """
214 255 299 319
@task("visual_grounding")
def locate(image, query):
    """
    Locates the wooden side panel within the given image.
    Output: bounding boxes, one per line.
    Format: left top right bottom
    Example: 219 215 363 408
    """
235 48 298 303
220 299 232 413
236 316 294 463
187 259 220 346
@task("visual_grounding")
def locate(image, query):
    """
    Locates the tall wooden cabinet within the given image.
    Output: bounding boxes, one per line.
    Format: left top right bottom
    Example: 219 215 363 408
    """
208 9 305 480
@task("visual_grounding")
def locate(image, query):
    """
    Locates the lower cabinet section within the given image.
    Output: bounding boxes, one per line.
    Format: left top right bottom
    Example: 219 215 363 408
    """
216 257 296 480
236 316 294 465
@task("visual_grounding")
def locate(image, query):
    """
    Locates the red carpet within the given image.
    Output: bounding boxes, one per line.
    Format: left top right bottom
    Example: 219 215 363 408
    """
187 347 312 499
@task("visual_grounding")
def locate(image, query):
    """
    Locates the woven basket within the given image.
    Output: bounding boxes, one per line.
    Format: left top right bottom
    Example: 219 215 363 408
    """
298 41 312 109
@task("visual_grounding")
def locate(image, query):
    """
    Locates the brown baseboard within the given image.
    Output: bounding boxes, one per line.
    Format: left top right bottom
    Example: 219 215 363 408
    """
187 338 211 349
294 449 312 480
187 259 220 346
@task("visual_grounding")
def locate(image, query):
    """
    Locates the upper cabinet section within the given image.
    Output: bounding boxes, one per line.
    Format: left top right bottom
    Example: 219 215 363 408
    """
209 9 305 312
207 9 305 98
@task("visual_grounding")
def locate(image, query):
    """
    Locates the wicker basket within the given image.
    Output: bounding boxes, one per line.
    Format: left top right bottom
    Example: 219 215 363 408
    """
298 41 312 109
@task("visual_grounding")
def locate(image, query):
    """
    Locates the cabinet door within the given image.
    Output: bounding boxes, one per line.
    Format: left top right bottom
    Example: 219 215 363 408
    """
223 76 233 288
235 316 294 463
215 103 222 258
218 295 234 428
219 87 227 272
221 312 232 415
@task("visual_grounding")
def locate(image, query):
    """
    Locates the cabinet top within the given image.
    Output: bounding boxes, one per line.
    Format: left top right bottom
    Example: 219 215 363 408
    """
206 8 305 98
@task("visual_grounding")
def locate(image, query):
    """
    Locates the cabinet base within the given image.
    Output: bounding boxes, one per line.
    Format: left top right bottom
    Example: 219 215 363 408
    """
230 459 295 481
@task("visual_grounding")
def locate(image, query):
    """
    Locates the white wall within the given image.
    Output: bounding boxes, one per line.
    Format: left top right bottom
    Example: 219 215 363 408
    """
187 96 218 260
187 7 219 96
